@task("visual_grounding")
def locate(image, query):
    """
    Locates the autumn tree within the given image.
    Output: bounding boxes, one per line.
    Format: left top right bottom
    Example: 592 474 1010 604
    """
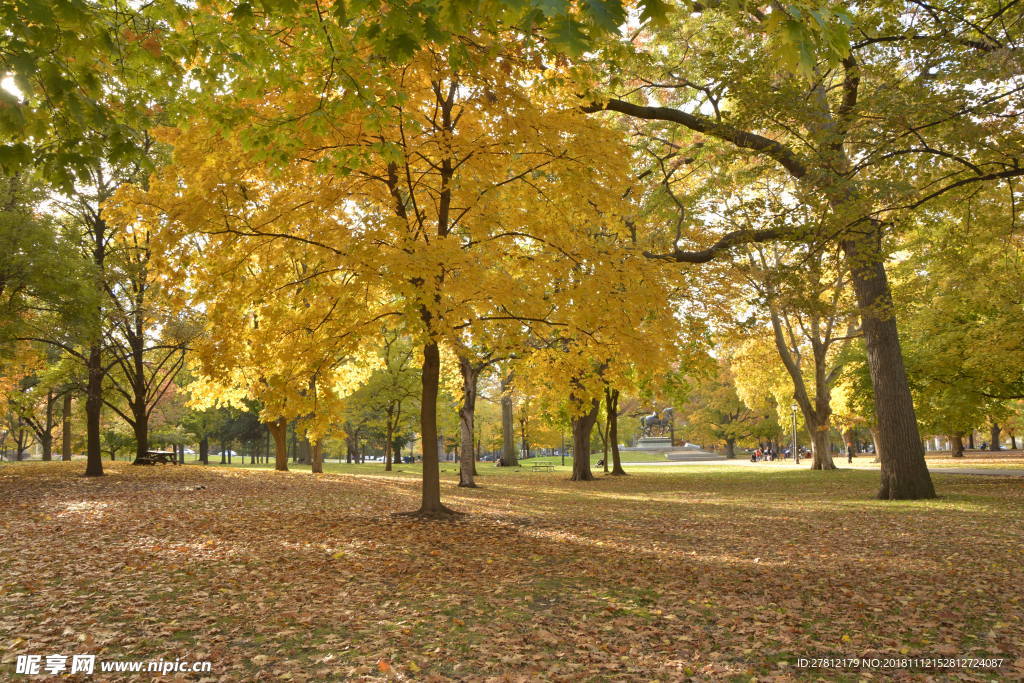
680 358 763 459
112 38 636 514
582 0 1024 498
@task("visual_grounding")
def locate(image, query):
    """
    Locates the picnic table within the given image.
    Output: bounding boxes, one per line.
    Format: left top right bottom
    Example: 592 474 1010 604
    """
134 450 178 465
529 462 555 471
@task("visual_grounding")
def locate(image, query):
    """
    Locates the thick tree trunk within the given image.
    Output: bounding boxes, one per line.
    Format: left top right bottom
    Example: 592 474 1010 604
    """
606 388 626 475
570 398 600 482
40 391 54 461
1011 433 1017 450
458 357 478 488
61 392 72 461
968 431 975 449
500 374 517 467
724 437 736 459
269 419 288 471
989 423 1001 451
949 433 964 457
412 341 455 516
809 427 836 470
84 343 104 477
199 436 209 464
384 407 394 472
131 402 149 465
841 232 934 499
15 426 28 459
132 419 148 465
311 440 323 473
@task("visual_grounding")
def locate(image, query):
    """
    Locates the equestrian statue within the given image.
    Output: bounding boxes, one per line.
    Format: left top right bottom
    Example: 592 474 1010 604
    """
639 407 674 438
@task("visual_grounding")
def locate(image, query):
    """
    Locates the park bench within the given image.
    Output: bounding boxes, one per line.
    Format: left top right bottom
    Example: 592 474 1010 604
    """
529 462 555 471
134 450 179 465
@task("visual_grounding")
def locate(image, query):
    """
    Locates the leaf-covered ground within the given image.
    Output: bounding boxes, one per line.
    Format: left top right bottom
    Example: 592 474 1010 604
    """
1 462 1021 681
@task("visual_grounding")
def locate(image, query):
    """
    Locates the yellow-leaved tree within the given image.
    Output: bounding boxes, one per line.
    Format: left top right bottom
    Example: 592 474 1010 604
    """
109 42 633 515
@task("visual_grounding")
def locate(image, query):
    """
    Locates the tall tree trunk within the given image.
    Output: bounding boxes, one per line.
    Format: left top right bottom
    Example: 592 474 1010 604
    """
131 399 148 465
199 436 209 464
458 357 478 488
500 373 517 467
968 431 975 449
269 419 288 471
132 417 148 465
384 405 394 472
40 391 54 461
570 398 600 482
16 425 28 459
414 341 455 516
1010 433 1017 450
606 388 626 475
311 439 323 473
84 343 104 476
841 232 934 499
767 301 837 471
949 433 964 458
989 423 1001 451
598 408 609 473
809 427 835 470
520 419 530 461
61 392 72 461
724 437 737 459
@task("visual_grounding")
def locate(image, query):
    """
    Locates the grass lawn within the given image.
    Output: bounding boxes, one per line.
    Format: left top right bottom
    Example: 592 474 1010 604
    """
1 461 1021 680
181 447 686 473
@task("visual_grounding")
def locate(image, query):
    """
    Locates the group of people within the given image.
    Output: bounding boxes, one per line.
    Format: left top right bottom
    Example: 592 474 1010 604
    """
750 444 808 462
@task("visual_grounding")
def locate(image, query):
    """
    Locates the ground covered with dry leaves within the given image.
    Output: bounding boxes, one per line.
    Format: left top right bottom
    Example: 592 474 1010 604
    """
1 461 1021 681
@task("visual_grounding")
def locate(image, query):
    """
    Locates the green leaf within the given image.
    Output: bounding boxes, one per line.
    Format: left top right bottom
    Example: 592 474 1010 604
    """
545 16 590 55
0 143 32 173
582 0 625 33
332 0 348 22
230 2 255 22
638 0 670 25
535 0 569 18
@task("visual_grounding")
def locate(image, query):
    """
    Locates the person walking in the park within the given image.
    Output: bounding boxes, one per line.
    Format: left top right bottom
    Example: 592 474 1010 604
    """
847 441 854 464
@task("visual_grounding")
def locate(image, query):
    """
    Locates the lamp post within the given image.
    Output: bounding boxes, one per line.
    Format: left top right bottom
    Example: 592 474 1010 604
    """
791 403 799 465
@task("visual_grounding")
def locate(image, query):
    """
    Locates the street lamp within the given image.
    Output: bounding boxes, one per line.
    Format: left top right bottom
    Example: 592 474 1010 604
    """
791 403 799 465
